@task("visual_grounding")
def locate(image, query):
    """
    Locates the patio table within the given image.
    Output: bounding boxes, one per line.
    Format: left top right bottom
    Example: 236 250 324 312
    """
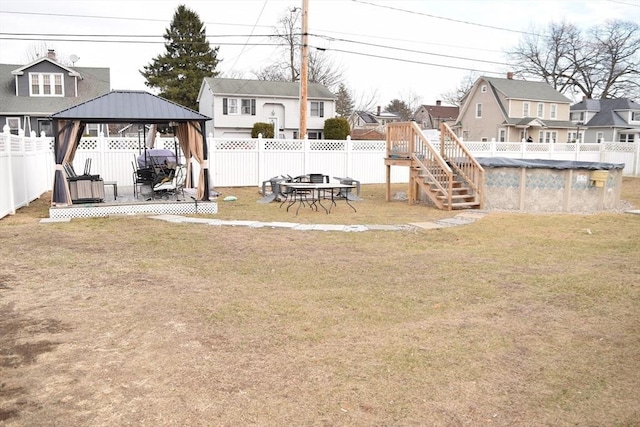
279 182 357 215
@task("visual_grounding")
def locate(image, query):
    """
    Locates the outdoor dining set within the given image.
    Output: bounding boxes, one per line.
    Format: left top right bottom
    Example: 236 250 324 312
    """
132 148 187 200
258 174 361 215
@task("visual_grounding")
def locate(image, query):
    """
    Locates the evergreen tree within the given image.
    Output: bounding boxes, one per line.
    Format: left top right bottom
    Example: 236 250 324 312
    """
385 99 413 121
335 84 355 118
141 5 220 111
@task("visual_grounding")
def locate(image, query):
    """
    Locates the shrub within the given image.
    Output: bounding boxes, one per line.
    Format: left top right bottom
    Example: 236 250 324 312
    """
251 122 274 138
324 117 350 140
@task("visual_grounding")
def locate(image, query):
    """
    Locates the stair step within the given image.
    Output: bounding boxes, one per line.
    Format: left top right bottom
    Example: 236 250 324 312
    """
437 194 475 200
444 201 482 209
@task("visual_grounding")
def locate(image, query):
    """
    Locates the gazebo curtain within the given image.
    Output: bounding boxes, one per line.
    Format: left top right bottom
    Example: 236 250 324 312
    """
177 122 209 200
52 120 85 205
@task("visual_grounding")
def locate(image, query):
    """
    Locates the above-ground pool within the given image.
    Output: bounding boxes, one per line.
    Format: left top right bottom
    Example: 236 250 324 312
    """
475 157 625 213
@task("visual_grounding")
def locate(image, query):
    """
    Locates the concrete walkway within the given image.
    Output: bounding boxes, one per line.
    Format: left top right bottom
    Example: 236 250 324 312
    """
142 210 490 232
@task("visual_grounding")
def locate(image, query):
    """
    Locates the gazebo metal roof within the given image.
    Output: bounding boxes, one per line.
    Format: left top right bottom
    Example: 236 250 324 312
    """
50 90 211 123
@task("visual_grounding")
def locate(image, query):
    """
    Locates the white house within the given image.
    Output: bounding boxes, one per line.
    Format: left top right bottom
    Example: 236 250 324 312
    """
197 77 336 139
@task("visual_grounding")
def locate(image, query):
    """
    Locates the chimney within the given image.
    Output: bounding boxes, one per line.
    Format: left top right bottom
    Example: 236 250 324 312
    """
507 72 514 80
377 105 381 116
47 49 56 60
436 100 441 106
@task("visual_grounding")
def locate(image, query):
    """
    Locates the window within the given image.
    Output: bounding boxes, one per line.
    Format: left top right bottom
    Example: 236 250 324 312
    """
29 73 63 96
498 129 506 142
475 103 482 118
310 101 324 117
537 103 544 118
619 133 635 143
550 104 557 119
539 130 557 143
596 132 604 143
37 119 53 137
6 117 20 135
570 111 585 121
241 99 256 115
523 102 530 117
568 131 579 142
632 111 640 122
481 85 487 93
85 123 100 137
222 98 255 115
308 131 323 139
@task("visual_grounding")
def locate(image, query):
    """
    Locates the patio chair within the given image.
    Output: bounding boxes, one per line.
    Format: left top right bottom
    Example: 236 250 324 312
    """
131 161 147 198
333 176 362 201
258 176 287 203
153 165 186 200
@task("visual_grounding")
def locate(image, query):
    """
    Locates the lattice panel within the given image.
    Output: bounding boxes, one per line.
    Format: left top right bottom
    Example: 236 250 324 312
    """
78 139 98 150
352 140 385 151
310 140 344 151
525 143 550 152
214 140 257 150
264 140 303 150
49 201 218 219
605 142 636 152
494 143 520 152
108 138 140 150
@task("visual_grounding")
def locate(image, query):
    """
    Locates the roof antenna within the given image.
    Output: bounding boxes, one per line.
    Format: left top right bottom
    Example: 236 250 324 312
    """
70 54 79 66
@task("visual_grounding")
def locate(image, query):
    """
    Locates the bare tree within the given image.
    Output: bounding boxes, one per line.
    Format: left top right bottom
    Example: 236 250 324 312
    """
440 72 479 106
507 20 639 99
352 88 379 113
252 7 344 91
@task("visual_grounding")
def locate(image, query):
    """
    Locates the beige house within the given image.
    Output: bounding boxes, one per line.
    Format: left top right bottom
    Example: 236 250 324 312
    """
455 73 574 142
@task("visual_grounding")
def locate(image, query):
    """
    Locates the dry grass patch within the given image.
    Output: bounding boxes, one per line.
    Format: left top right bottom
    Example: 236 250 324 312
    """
0 178 639 426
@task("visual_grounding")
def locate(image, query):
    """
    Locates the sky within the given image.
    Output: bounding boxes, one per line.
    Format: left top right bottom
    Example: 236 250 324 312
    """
0 0 638 109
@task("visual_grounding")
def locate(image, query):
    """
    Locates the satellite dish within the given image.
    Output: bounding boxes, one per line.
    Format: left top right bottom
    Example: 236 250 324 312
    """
70 54 79 65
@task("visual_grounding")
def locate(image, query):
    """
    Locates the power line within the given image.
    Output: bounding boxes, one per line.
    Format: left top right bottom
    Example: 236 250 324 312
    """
312 34 509 66
351 0 539 37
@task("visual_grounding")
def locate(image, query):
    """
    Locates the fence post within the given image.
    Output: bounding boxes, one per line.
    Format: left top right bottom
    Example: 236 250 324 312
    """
3 126 16 214
303 134 310 174
346 135 353 178
257 133 264 187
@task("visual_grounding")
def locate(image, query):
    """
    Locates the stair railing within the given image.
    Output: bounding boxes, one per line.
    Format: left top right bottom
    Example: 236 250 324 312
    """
387 121 454 207
439 123 484 206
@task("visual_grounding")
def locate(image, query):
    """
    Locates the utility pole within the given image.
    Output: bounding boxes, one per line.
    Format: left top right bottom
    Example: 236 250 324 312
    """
299 0 309 138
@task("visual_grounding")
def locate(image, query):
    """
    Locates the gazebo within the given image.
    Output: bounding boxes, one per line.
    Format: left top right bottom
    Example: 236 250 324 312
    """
50 90 212 206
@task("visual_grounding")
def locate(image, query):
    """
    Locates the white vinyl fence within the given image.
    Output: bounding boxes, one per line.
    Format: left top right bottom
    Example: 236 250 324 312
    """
2 128 639 220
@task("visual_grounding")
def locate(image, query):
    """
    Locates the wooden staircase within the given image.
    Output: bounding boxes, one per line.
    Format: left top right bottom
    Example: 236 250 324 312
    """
385 122 484 210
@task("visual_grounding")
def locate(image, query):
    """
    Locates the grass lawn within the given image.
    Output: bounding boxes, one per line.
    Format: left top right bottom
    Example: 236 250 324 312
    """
1 178 639 426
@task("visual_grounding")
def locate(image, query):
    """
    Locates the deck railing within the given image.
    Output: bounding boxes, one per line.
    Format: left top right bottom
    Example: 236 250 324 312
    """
439 123 484 204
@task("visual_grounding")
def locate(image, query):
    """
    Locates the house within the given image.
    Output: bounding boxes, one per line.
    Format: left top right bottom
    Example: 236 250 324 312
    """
348 106 401 139
570 98 640 143
455 73 574 142
414 101 459 130
0 50 110 137
197 77 336 139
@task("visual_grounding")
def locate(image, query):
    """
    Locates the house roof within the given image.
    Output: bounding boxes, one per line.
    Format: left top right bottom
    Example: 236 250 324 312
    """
51 90 211 123
482 76 572 103
201 77 336 99
417 104 459 119
0 62 110 116
11 57 81 77
571 98 640 127
503 117 575 127
350 128 385 140
352 111 379 124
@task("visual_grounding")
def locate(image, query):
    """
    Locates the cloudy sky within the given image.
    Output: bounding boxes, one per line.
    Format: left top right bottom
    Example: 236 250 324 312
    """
0 0 637 108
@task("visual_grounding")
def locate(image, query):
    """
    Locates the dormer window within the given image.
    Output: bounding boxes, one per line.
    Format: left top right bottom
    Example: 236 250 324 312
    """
30 73 63 96
632 111 640 122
